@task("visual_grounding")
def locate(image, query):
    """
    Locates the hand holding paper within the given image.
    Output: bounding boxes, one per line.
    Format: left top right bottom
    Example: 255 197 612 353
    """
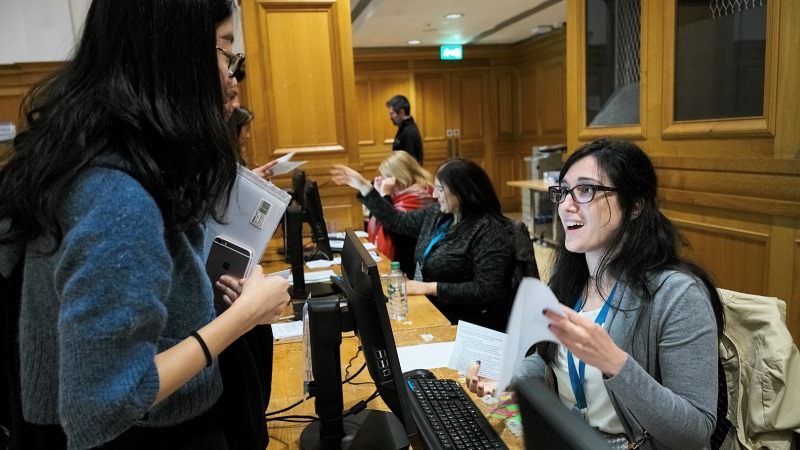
270 151 308 176
495 277 565 399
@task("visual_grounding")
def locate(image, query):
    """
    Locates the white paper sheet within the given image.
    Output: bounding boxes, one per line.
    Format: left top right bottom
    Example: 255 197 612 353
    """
268 269 291 279
397 342 455 372
287 269 337 285
328 231 368 239
270 151 308 176
305 258 341 269
446 321 507 380
495 277 566 399
272 320 303 340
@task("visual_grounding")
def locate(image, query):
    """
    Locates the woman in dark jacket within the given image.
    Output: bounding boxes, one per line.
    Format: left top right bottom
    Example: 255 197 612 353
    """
331 158 515 331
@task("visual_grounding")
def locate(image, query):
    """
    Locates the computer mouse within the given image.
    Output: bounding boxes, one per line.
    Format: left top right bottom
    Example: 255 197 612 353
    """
403 368 436 380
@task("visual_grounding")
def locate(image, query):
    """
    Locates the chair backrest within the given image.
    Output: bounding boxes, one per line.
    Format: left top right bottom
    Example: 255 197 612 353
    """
508 220 539 295
714 288 800 450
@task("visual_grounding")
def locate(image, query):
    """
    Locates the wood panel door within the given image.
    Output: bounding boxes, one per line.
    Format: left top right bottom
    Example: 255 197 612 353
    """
241 0 362 230
414 72 489 176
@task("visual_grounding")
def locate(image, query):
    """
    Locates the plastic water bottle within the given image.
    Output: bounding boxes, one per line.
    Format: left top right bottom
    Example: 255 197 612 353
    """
387 261 408 320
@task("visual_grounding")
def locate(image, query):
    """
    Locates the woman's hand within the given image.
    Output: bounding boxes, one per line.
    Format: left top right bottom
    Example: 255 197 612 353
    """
252 160 278 180
215 275 245 307
378 176 397 197
545 306 628 377
406 280 436 296
228 265 290 327
330 165 372 196
466 376 497 397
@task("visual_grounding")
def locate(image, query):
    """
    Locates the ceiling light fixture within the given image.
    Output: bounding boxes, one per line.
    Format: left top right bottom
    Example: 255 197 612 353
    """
408 40 421 45
444 13 463 20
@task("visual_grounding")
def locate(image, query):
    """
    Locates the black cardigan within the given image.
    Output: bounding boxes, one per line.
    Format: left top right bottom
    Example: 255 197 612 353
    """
359 189 514 331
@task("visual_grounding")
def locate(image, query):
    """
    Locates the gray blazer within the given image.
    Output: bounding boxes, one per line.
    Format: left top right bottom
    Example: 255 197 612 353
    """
513 270 718 450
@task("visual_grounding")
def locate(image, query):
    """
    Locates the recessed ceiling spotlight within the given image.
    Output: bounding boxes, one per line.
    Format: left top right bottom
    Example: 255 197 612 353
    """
408 40 421 45
444 13 463 20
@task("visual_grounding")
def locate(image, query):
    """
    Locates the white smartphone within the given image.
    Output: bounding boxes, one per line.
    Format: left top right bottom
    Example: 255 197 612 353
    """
205 236 252 310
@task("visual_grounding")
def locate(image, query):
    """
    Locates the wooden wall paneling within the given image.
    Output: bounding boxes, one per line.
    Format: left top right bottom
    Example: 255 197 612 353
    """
242 0 362 230
415 74 449 173
518 68 540 137
353 75 412 173
539 58 567 138
494 71 515 139
355 78 374 147
671 218 770 295
451 72 487 168
774 0 800 160
0 62 63 124
792 233 800 342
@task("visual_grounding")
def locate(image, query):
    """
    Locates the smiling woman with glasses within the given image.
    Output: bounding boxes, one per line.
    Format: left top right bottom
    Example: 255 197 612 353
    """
467 139 725 450
548 184 618 204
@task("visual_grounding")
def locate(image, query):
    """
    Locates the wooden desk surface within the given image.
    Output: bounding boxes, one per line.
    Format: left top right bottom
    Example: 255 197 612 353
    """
262 245 452 343
267 326 523 449
506 179 555 192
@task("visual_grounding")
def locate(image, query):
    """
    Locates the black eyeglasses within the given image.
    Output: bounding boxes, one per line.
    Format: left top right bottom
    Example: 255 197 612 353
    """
548 184 618 204
216 47 246 82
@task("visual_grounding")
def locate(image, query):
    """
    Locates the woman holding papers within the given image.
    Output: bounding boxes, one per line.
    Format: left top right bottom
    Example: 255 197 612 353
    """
0 0 290 448
367 151 435 278
468 139 723 450
331 157 516 332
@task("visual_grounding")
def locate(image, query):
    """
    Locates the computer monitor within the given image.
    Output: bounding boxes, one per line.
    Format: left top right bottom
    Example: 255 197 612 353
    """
303 179 332 261
291 169 307 208
279 169 307 258
516 377 610 450
286 178 335 300
300 228 416 449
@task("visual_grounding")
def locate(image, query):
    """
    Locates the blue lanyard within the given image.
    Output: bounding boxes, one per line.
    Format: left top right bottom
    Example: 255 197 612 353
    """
567 280 619 411
422 219 451 263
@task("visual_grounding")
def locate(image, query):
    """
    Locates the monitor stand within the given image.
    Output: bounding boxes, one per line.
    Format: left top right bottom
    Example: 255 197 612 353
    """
299 297 409 450
286 205 337 301
300 409 408 450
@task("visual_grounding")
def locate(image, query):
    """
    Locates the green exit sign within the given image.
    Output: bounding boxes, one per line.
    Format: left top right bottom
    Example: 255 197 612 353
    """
440 45 463 60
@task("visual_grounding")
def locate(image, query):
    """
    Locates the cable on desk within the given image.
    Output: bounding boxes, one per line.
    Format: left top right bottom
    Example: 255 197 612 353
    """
264 359 367 419
343 346 362 380
266 390 380 424
265 395 309 417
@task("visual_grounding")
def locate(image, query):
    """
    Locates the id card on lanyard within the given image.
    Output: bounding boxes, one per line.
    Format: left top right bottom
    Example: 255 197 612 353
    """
414 218 451 281
567 280 620 420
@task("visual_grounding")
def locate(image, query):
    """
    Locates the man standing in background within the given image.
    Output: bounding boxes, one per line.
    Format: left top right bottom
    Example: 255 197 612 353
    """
387 95 423 164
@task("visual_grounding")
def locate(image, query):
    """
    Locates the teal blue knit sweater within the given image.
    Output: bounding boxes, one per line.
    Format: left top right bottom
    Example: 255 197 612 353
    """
2 166 221 449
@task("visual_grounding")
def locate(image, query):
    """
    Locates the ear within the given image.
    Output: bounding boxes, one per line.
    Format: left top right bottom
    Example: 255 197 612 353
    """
630 199 644 219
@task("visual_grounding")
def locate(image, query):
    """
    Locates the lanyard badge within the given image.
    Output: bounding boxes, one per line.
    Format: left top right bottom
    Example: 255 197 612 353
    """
566 280 620 421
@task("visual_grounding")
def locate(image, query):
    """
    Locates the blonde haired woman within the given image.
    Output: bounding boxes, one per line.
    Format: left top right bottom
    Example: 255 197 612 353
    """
364 151 435 277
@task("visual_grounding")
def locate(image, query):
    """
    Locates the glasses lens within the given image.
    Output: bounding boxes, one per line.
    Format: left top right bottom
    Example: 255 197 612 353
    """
549 187 566 204
574 185 595 203
228 54 245 77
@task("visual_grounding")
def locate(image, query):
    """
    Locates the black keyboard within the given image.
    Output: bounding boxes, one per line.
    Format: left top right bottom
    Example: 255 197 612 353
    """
405 377 509 450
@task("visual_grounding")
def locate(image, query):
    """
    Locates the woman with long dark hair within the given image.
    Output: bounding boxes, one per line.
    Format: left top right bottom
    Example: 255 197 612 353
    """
0 0 289 448
468 139 723 449
331 157 516 331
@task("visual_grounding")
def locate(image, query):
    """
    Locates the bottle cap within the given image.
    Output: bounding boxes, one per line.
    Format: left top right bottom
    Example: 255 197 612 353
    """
391 261 400 270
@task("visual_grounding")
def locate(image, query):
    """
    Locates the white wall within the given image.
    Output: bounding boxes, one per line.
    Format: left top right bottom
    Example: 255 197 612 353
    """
0 0 82 64
0 0 245 65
